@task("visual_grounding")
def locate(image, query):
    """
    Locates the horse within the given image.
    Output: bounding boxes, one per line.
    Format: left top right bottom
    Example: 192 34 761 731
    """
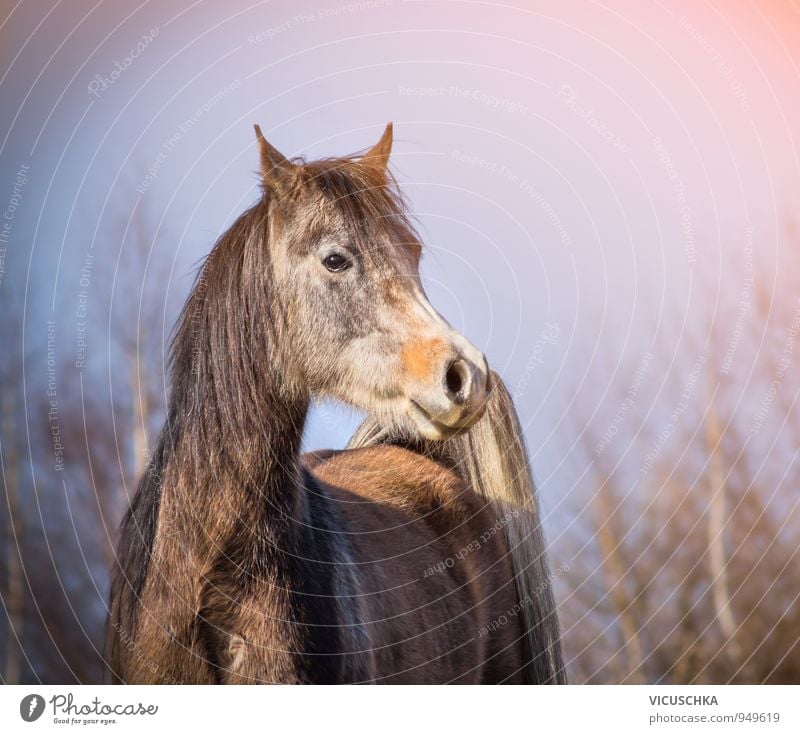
106 123 566 684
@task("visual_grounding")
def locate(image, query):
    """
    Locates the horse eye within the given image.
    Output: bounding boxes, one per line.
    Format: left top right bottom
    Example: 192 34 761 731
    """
322 253 351 272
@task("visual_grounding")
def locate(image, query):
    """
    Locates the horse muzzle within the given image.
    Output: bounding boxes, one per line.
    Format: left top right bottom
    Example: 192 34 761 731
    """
407 351 491 440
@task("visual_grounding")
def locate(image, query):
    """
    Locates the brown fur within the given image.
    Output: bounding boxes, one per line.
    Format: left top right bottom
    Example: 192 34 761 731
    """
401 337 449 382
305 446 525 683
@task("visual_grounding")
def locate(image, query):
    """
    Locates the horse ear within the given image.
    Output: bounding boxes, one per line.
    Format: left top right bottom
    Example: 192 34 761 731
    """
362 122 393 172
254 124 292 187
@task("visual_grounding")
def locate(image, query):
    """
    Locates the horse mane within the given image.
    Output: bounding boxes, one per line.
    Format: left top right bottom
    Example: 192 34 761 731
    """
168 203 288 475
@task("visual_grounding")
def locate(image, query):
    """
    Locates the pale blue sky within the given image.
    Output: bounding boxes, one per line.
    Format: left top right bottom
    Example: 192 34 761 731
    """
3 0 800 541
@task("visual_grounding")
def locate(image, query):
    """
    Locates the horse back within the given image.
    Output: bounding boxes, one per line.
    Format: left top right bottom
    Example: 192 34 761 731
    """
304 444 526 683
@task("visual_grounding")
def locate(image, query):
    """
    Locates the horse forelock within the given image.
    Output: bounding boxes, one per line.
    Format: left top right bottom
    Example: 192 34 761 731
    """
295 156 422 269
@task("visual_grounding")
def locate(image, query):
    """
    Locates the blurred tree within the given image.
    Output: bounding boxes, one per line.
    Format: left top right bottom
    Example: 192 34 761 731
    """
0 188 176 682
560 223 800 683
1 294 24 683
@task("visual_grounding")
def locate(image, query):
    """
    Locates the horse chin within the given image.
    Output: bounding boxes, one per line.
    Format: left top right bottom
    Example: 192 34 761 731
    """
406 400 464 442
354 395 486 443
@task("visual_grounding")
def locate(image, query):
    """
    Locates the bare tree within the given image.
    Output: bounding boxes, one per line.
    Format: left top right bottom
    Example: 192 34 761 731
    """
1 266 25 682
1 381 23 683
703 384 741 666
101 196 172 489
592 475 646 683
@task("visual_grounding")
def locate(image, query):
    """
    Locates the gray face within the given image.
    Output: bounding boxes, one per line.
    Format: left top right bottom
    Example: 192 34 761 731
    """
258 128 489 440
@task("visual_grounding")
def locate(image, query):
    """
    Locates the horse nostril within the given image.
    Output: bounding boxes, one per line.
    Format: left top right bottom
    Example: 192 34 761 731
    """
444 358 471 403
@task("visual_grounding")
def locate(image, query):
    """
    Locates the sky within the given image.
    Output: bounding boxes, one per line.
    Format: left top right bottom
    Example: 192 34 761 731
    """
2 0 800 539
